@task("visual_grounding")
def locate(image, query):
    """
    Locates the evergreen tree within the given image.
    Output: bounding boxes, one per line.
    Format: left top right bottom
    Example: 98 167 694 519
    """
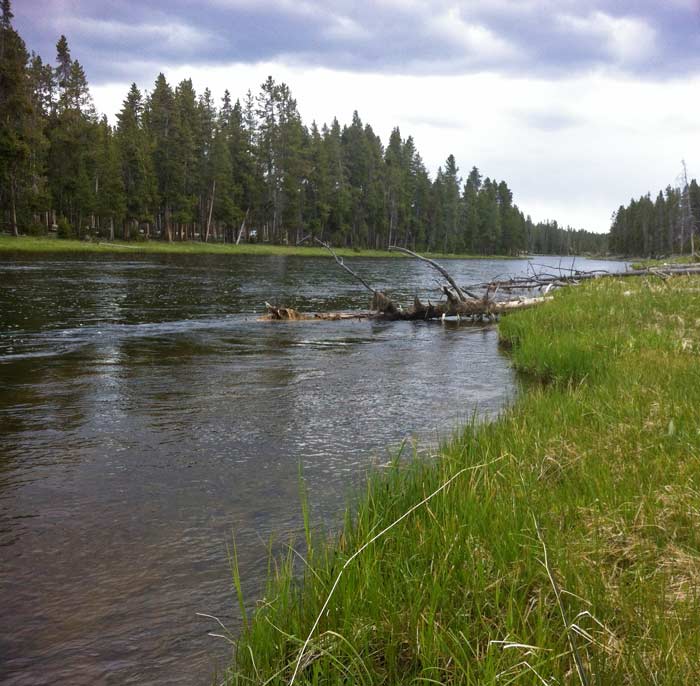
145 73 182 241
48 35 97 235
274 82 306 243
305 121 330 239
94 116 125 237
0 0 34 234
324 118 350 245
116 83 155 238
440 154 460 253
385 127 406 249
476 178 501 254
460 167 481 253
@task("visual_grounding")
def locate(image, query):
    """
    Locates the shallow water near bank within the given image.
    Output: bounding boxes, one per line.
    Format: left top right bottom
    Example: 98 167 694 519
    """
0 254 627 685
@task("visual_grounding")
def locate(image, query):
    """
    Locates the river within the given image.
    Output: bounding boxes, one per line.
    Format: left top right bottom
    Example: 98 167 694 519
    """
0 253 628 685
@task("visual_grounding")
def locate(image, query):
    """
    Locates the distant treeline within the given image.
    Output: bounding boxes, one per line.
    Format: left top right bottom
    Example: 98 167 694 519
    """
1 2 605 255
610 179 700 257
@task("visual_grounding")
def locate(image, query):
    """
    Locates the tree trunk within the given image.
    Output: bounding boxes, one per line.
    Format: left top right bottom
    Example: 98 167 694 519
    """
10 178 18 237
205 180 216 243
236 208 249 245
165 210 171 242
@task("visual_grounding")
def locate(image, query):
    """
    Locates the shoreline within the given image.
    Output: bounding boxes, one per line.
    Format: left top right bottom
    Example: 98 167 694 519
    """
0 235 543 260
227 274 700 683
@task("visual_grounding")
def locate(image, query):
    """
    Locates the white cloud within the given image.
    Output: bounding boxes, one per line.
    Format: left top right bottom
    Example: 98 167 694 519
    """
429 8 523 62
68 17 215 50
559 11 656 65
323 15 371 41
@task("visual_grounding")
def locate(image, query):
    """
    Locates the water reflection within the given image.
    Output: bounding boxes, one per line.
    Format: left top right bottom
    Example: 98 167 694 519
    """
0 253 628 685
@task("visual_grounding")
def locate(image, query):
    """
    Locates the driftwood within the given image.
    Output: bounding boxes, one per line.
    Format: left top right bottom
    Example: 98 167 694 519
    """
263 296 548 321
263 239 550 322
262 242 700 323
467 263 700 293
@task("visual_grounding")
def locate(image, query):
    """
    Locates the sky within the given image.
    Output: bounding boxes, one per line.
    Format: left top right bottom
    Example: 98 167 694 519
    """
13 0 700 232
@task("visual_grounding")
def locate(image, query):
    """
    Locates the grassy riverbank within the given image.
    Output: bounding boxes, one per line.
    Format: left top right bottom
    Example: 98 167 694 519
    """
227 275 700 684
631 254 700 270
0 235 514 260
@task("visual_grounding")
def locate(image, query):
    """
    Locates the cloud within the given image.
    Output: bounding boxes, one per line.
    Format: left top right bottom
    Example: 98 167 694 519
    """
515 109 582 132
13 0 700 84
69 17 218 55
558 11 656 65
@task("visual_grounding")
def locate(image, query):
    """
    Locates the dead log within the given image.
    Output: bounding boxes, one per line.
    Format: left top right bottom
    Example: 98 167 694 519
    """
468 264 700 293
263 303 370 321
260 295 549 322
260 244 659 323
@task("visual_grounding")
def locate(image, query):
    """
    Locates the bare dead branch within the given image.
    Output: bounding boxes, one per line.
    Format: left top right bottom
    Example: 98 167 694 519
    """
388 245 481 300
299 236 379 295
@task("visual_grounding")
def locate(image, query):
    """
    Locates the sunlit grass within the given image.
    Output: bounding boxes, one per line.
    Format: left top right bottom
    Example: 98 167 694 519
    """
226 275 700 684
0 235 515 260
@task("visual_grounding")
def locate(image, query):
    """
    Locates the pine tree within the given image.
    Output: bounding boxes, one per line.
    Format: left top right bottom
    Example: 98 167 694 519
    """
441 154 460 253
274 82 306 243
363 123 387 249
460 167 481 253
116 83 155 238
47 35 97 235
172 79 200 239
256 76 278 241
476 178 501 254
145 73 182 241
409 150 431 251
0 0 34 234
198 87 216 239
305 121 330 239
324 118 350 245
94 116 125 237
208 120 238 242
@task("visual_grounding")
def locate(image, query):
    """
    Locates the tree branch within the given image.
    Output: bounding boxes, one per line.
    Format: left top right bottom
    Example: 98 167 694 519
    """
388 245 481 300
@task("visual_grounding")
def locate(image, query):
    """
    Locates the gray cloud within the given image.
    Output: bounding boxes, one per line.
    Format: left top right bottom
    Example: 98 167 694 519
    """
515 109 582 132
13 0 700 85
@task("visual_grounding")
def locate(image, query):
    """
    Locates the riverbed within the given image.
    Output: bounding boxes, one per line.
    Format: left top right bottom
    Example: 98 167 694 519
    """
0 254 627 685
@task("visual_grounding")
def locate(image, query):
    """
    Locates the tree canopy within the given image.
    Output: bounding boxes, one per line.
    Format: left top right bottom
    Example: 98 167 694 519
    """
610 179 699 257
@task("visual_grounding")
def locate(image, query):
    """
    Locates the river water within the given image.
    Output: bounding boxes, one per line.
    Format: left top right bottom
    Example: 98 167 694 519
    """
0 253 627 685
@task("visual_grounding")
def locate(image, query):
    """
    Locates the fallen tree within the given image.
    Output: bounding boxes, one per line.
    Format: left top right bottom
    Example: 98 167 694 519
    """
465 262 700 293
261 242 700 323
261 239 550 322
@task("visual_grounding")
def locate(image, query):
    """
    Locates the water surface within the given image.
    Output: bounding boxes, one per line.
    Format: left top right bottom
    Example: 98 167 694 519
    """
0 253 627 685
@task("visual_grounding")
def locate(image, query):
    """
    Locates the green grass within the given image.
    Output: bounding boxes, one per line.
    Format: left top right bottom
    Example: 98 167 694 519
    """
631 254 700 270
0 235 514 260
226 275 700 685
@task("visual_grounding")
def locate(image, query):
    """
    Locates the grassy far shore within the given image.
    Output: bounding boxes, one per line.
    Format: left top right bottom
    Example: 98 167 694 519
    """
0 234 518 260
631 255 700 270
226 275 700 684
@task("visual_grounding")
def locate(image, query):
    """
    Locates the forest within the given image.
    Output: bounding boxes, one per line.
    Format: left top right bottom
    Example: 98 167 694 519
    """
0 2 608 256
609 176 700 257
